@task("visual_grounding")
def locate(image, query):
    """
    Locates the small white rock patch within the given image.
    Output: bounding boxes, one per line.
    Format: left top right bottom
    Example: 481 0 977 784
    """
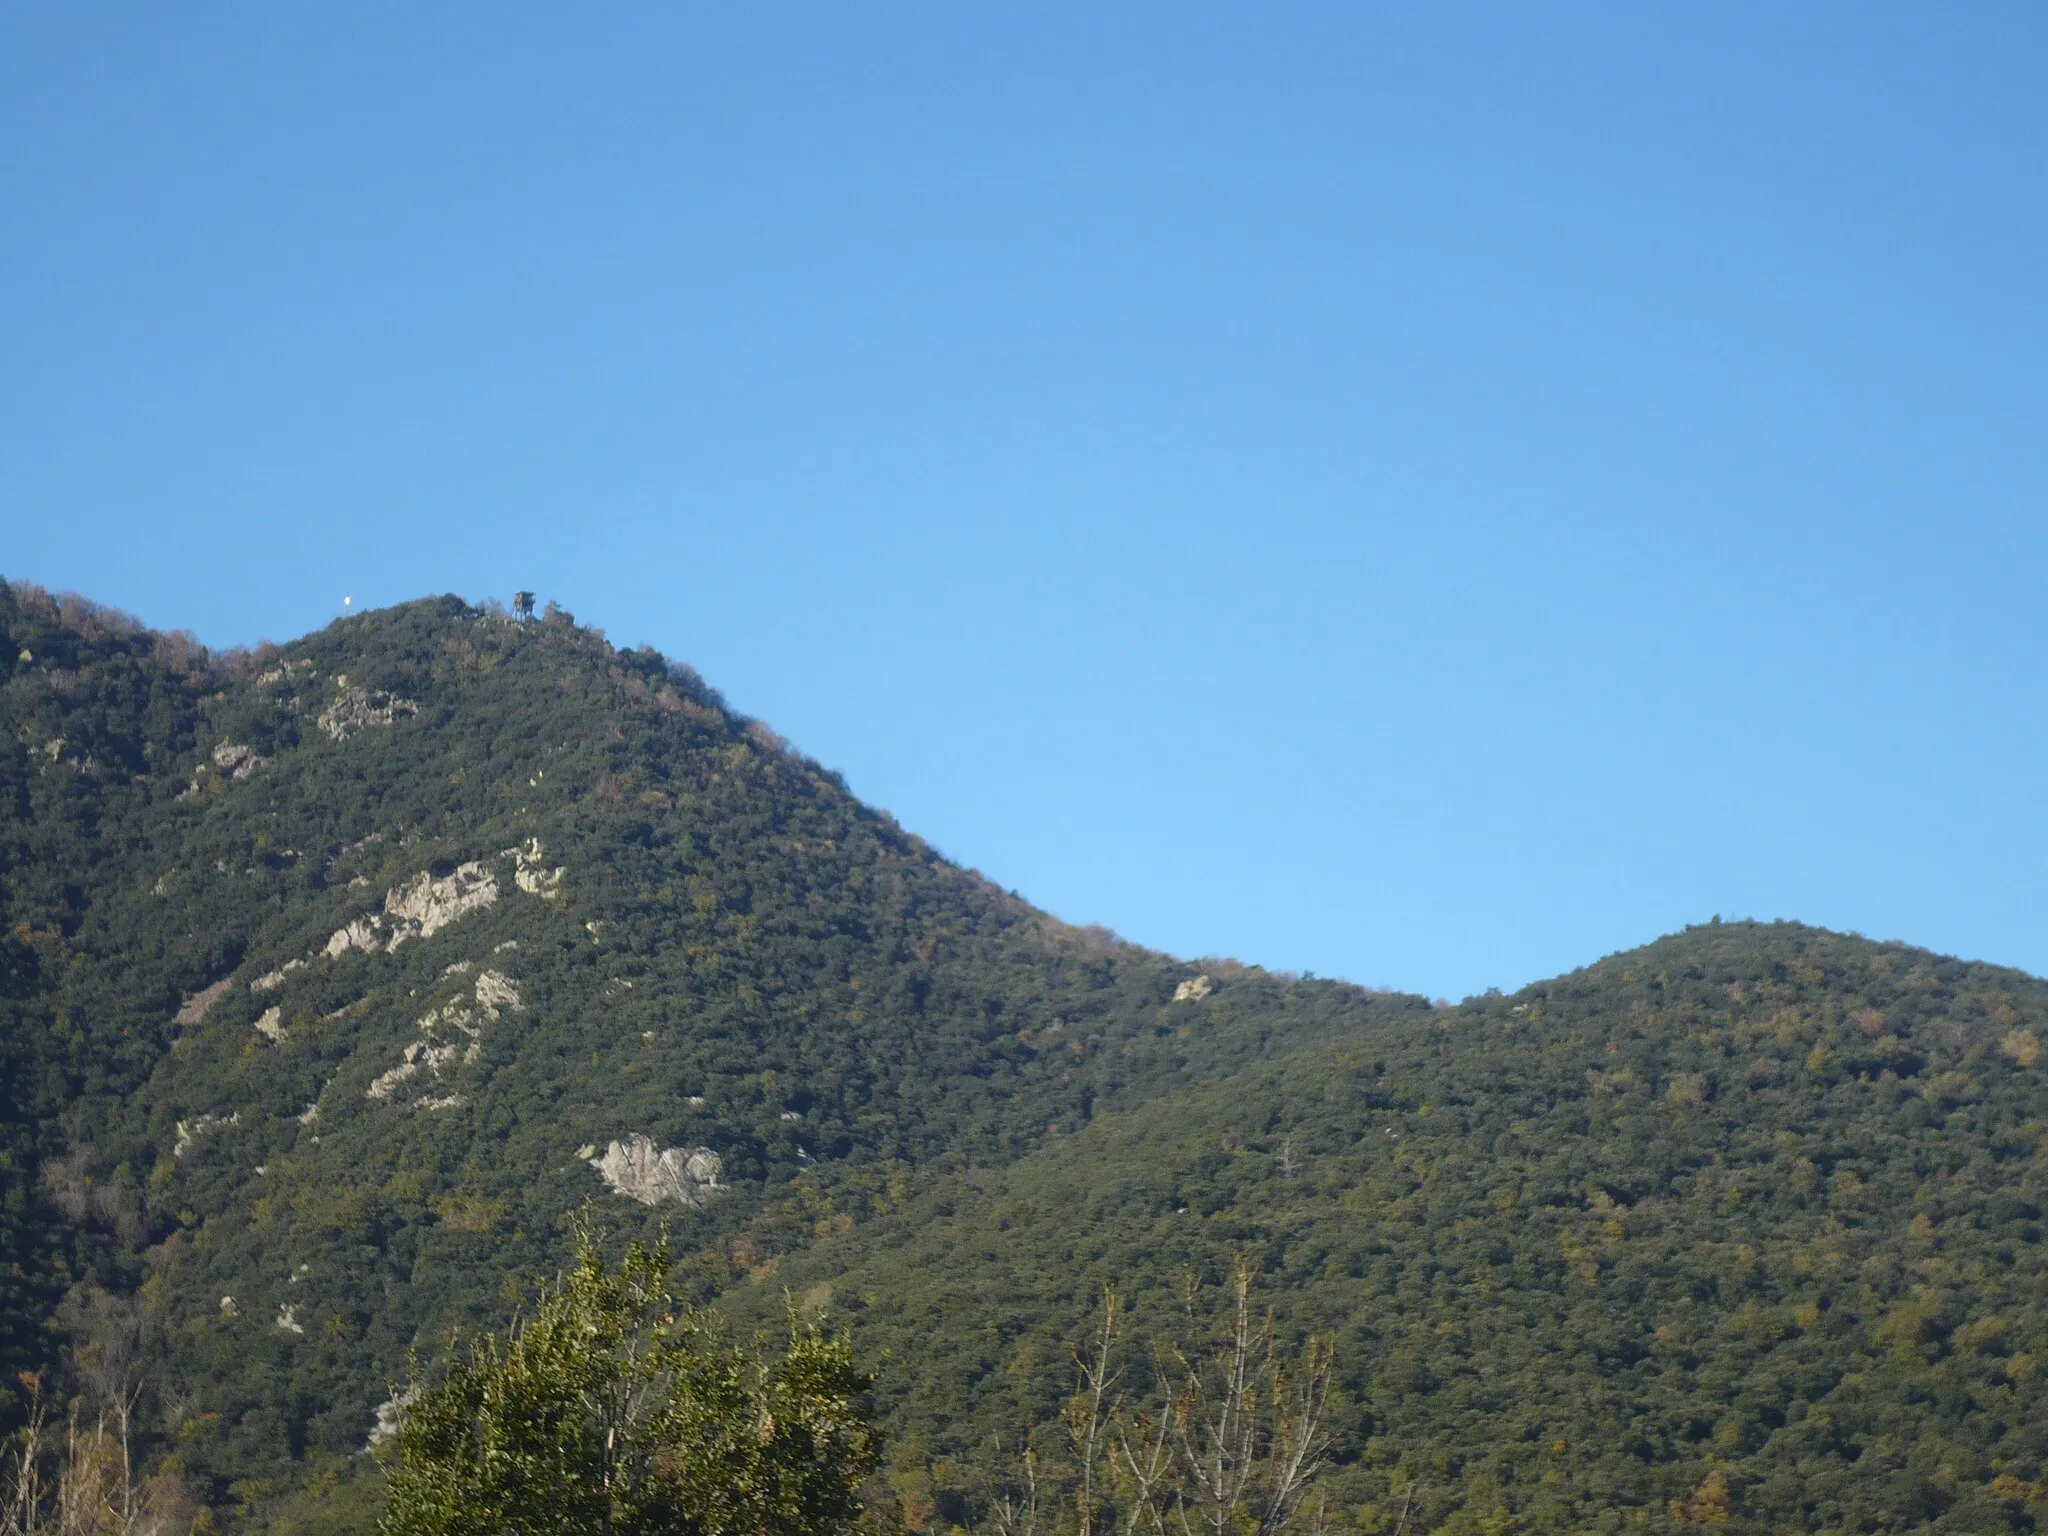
473 969 521 1011
588 1136 722 1207
365 970 520 1106
384 864 500 947
366 1387 418 1450
323 862 500 957
510 838 565 899
211 741 271 779
251 959 305 993
173 1113 238 1158
317 685 419 741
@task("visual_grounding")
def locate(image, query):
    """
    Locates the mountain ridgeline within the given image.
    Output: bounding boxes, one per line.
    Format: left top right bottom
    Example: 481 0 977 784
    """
1 580 2044 1536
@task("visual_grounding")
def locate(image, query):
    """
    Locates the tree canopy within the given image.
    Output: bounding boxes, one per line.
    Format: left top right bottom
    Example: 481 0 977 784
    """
382 1235 878 1536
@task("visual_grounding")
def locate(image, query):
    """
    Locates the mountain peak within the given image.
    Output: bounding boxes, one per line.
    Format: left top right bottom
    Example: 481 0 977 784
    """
4 579 2044 1535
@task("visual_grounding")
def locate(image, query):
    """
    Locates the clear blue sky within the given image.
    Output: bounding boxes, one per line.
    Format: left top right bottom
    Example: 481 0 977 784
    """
5 6 2044 1000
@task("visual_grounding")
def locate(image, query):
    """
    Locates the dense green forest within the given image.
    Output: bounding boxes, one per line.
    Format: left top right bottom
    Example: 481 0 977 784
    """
2 579 2044 1536
726 925 2048 1533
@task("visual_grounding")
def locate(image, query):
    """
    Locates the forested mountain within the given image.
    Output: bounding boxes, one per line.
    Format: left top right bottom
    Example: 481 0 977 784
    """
730 925 2048 1534
2 579 2044 1536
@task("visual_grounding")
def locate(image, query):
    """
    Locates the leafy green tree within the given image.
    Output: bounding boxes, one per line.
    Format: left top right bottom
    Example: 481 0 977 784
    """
380 1235 878 1536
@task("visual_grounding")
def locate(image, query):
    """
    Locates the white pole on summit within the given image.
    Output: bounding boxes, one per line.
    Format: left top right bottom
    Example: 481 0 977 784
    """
343 594 352 611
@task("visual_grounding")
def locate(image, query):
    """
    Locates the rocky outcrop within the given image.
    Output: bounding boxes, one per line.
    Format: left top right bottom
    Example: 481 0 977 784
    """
253 1006 286 1043
251 959 305 993
254 658 314 687
177 741 272 799
510 838 565 899
385 863 499 947
365 969 520 1105
173 1112 238 1158
473 969 521 1011
365 1035 470 1101
1173 974 1214 1003
366 1387 417 1450
317 682 419 741
211 741 271 779
324 916 382 958
588 1136 722 1207
322 862 500 957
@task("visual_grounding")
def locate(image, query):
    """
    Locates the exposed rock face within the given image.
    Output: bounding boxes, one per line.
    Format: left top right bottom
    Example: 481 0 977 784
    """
254 658 314 687
365 1036 468 1101
385 863 499 946
588 1135 722 1207
323 863 499 957
317 684 419 741
178 741 273 798
253 1006 286 1043
251 959 306 993
210 741 271 779
365 968 520 1105
366 1387 417 1450
473 969 521 1011
1173 974 1214 1003
511 838 565 899
324 916 382 958
173 1112 238 1158
174 978 234 1027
